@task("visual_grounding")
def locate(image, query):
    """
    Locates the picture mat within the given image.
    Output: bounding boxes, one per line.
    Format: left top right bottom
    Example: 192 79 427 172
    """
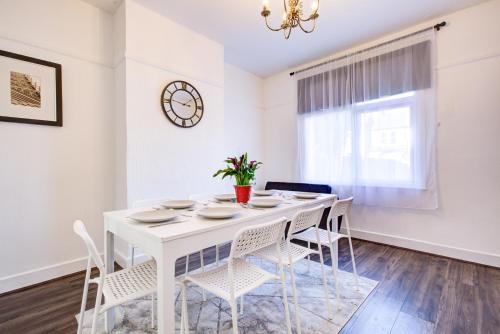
0 55 57 122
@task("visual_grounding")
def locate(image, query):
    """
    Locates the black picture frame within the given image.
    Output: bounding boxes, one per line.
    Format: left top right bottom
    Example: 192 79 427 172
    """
0 50 62 127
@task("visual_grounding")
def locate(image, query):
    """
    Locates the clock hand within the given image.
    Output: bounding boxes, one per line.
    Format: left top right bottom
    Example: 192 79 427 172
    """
171 99 192 107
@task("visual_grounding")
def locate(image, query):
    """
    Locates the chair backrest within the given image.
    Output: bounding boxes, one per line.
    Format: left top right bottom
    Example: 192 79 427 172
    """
132 197 171 208
73 220 105 272
329 197 353 218
230 217 287 259
265 181 332 194
289 205 324 236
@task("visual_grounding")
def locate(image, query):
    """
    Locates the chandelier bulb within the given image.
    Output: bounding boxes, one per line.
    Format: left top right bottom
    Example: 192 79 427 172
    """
311 0 318 12
262 0 270 11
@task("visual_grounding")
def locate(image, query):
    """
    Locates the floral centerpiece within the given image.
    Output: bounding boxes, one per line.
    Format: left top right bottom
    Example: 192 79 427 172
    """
213 153 262 203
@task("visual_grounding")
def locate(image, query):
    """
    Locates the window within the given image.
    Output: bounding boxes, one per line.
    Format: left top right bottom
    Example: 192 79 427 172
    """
302 92 424 189
297 30 437 208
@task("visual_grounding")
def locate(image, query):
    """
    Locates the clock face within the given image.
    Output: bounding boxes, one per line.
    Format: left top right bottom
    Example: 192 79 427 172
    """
161 80 204 128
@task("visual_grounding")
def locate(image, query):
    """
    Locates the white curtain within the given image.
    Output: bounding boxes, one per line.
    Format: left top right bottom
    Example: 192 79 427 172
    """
297 29 437 209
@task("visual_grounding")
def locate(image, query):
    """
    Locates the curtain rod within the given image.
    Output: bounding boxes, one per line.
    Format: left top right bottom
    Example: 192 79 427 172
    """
289 21 446 77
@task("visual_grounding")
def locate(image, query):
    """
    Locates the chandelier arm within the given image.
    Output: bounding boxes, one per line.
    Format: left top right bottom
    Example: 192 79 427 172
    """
299 14 316 22
284 26 292 39
298 18 316 33
264 16 285 32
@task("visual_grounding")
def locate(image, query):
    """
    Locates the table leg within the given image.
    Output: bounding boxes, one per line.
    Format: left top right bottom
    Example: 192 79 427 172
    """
104 230 115 332
157 252 177 334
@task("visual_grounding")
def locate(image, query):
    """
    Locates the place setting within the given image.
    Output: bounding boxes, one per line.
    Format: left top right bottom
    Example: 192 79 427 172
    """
127 199 197 228
127 209 189 228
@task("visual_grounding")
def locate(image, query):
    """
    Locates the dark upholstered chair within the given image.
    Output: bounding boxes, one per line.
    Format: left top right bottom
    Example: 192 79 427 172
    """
264 181 341 232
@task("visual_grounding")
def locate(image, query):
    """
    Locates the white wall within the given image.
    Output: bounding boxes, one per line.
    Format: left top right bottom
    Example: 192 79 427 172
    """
121 0 226 206
111 1 266 265
224 64 266 189
263 0 500 267
0 0 115 293
0 0 266 291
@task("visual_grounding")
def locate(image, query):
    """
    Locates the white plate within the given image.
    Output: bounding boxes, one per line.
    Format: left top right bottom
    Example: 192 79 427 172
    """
128 209 179 223
197 207 241 219
248 197 283 208
161 200 196 209
214 193 236 201
253 189 275 196
293 192 321 199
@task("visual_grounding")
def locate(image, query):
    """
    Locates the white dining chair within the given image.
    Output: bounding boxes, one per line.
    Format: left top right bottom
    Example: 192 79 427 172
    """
131 197 172 267
133 196 209 301
249 205 334 334
188 193 223 267
74 220 157 334
294 197 359 301
180 218 292 334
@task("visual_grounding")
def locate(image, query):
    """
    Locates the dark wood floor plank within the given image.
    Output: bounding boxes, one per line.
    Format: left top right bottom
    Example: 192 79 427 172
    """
475 265 500 333
390 311 434 334
400 254 449 323
1 239 499 334
341 248 427 334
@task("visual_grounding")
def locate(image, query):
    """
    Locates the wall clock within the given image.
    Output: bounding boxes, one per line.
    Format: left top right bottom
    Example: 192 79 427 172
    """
161 80 204 128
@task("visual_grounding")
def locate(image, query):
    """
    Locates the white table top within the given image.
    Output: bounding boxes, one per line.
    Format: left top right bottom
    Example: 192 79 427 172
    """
103 192 337 243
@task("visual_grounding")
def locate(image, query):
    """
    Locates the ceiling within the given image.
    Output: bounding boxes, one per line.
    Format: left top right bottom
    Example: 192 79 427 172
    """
86 0 490 77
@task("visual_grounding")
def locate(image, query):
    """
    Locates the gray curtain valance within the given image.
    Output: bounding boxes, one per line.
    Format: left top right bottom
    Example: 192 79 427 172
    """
298 41 432 114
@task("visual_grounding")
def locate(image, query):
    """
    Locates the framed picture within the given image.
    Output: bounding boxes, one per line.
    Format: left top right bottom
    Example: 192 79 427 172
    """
0 50 62 127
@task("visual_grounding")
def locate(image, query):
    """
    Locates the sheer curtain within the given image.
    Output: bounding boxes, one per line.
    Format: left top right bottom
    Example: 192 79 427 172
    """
297 30 437 209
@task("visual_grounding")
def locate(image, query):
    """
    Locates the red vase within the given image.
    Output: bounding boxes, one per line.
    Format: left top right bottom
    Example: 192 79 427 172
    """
234 185 252 203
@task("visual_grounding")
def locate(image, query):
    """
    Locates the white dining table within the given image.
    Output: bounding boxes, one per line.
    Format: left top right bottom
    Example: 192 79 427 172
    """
103 191 337 334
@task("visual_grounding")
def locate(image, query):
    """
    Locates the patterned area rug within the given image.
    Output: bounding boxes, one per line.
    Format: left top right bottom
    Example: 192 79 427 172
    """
77 260 378 333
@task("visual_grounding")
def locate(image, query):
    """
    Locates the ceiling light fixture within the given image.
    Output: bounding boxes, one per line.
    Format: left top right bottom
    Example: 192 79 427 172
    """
261 0 319 39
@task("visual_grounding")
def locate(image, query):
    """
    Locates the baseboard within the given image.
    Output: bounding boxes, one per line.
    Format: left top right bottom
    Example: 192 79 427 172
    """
0 250 154 294
0 256 91 294
342 227 500 268
114 249 151 268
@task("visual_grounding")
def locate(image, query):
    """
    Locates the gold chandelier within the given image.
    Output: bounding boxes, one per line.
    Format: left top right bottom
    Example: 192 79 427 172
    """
261 0 319 39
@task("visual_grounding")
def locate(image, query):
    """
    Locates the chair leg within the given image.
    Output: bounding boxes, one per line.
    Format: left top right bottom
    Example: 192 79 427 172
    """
90 281 103 334
288 263 302 334
278 263 292 334
239 295 244 315
150 294 155 328
77 259 92 334
329 241 341 308
181 283 189 334
317 244 334 319
307 241 311 271
200 250 206 301
347 236 360 290
185 254 190 275
131 246 135 267
230 299 239 334
216 244 220 266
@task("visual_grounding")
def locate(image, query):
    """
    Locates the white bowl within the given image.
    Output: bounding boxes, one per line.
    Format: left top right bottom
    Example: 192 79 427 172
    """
128 209 178 223
248 197 283 208
293 192 320 199
253 189 275 196
197 207 241 219
161 200 196 209
214 193 236 201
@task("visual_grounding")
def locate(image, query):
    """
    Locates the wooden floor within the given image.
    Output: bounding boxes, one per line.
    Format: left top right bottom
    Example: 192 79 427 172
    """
1 239 499 334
